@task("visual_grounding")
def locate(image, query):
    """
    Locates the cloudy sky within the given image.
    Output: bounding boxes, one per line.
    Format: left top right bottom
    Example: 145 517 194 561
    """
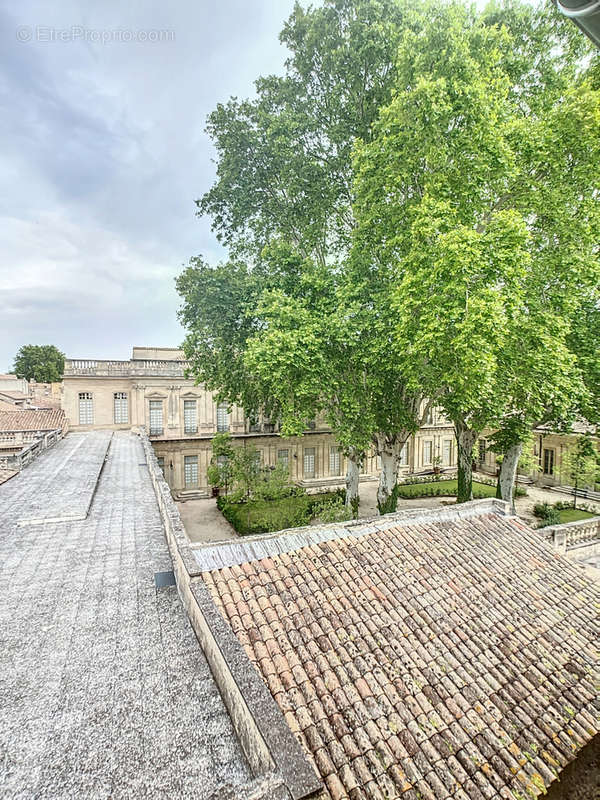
0 0 298 370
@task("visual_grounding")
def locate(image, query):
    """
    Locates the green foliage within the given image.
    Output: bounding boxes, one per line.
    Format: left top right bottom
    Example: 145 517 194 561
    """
311 495 352 524
208 434 298 503
393 479 524 500
560 434 600 507
12 344 65 382
568 291 600 424
207 432 235 493
218 490 345 535
352 0 599 502
253 462 298 502
378 491 399 515
533 500 596 526
178 1 429 504
180 0 599 516
198 0 406 262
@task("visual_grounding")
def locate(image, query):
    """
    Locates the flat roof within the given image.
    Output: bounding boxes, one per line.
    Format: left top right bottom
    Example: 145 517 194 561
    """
0 431 253 798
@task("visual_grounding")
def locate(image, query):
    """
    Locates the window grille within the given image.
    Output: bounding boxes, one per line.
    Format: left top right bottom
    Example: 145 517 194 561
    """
303 447 315 479
216 403 229 432
278 449 289 469
149 400 163 435
423 441 433 464
184 455 198 487
443 439 452 465
399 444 408 466
184 400 197 434
78 392 93 425
329 446 341 476
114 392 128 424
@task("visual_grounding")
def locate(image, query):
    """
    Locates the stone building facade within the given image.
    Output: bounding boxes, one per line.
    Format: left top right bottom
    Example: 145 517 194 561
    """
62 347 457 498
476 422 599 489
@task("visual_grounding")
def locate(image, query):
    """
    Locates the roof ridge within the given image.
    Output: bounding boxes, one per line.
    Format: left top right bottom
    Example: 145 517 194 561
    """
192 498 512 572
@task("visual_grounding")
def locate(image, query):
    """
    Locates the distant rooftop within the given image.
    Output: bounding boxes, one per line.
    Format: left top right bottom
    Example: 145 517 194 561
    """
0 431 255 798
132 346 184 360
0 407 66 433
198 501 600 800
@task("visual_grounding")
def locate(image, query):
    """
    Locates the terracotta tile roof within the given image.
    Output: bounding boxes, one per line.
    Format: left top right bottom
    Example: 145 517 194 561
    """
198 502 599 800
0 408 66 433
0 399 18 412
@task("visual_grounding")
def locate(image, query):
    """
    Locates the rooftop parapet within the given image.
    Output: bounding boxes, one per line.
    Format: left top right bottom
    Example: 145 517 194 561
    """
64 358 190 378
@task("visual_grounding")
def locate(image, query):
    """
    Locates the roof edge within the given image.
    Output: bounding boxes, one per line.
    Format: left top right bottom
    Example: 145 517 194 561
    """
192 498 512 572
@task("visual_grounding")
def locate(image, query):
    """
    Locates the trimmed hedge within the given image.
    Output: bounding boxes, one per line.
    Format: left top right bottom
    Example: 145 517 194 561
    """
218 489 345 535
394 479 526 500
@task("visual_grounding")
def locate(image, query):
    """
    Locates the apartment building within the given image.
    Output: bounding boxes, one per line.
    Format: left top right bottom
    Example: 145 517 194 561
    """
62 347 457 498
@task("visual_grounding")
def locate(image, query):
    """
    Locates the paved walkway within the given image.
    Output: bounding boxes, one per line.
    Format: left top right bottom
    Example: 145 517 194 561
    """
176 497 238 544
357 479 600 522
0 431 251 799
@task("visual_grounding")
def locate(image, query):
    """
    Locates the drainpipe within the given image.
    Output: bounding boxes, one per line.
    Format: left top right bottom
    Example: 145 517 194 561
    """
556 0 600 47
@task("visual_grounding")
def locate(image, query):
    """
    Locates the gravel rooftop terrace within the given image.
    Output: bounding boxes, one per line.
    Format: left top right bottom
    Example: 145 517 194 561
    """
0 430 252 799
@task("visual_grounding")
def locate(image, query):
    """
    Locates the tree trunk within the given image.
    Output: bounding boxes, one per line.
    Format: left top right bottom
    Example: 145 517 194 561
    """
345 448 361 517
455 420 477 503
376 432 409 514
499 442 522 513
378 451 397 511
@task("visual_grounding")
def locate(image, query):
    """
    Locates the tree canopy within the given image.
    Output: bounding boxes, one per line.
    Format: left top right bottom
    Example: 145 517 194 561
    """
179 0 600 510
351 0 599 500
12 344 65 383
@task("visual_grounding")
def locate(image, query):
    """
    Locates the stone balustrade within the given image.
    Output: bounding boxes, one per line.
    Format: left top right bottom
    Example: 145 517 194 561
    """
0 428 65 473
64 358 190 378
542 515 600 558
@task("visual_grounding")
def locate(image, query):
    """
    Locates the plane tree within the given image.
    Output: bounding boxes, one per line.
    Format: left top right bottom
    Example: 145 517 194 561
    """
180 0 429 509
351 1 600 502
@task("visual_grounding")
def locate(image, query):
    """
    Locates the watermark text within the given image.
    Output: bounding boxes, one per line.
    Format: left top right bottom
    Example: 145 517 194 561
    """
16 26 175 44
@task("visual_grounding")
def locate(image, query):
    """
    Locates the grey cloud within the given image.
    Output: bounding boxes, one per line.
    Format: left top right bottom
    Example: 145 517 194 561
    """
0 0 298 369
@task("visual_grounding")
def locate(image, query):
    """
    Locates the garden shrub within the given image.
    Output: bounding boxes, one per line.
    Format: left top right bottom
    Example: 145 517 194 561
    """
537 507 561 528
311 496 352 523
219 490 345 535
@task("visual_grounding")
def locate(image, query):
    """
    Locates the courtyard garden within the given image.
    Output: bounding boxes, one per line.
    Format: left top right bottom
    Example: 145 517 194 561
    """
208 433 351 535
533 501 597 528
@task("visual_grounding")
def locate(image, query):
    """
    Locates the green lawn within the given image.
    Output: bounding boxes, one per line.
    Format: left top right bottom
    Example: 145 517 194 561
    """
395 479 497 499
557 508 597 524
